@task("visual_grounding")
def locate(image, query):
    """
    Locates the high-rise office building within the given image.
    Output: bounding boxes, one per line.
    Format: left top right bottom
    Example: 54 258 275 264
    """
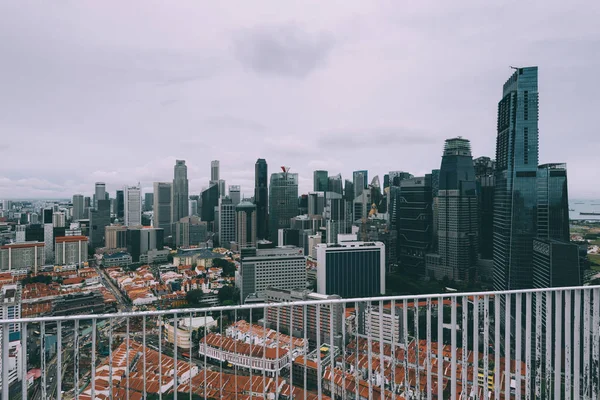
90 199 110 249
153 182 172 237
537 163 570 242
218 196 236 249
200 183 219 224
72 194 84 221
228 185 241 206
533 239 580 289
115 190 124 220
493 67 539 291
124 185 142 227
353 170 368 198
144 192 154 212
126 227 165 263
313 170 328 192
344 179 354 203
328 173 343 195
389 171 413 187
174 216 208 248
474 157 496 260
436 137 478 281
52 212 66 228
211 160 220 182
236 201 257 249
105 225 128 249
94 182 106 209
269 169 299 239
172 160 189 224
316 240 385 298
254 159 268 240
189 198 198 217
397 175 433 275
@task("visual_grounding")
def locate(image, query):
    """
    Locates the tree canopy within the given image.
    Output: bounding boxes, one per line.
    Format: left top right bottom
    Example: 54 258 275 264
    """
186 289 205 305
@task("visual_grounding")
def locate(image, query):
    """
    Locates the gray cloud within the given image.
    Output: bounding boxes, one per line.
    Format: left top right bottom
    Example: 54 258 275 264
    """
233 24 334 78
0 2 599 199
319 127 437 149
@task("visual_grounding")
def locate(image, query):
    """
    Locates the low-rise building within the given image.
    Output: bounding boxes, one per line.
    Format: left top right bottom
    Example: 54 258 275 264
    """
102 252 133 267
164 316 217 349
198 333 291 376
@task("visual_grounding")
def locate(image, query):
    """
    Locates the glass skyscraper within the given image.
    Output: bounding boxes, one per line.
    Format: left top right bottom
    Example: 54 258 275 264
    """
536 163 570 242
437 137 478 281
313 170 328 192
254 159 268 240
269 170 299 239
171 160 189 224
493 66 539 291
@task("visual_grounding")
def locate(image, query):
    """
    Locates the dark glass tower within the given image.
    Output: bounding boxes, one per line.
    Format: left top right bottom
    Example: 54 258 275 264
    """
254 159 268 240
493 66 539 291
328 174 343 195
536 163 570 242
269 170 299 239
115 190 124 220
90 199 110 249
353 170 368 198
397 175 433 276
200 183 219 223
172 160 189 224
438 137 478 281
313 170 328 192
474 157 496 259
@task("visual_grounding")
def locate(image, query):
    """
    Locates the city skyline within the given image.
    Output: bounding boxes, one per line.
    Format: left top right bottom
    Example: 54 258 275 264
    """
1 2 599 200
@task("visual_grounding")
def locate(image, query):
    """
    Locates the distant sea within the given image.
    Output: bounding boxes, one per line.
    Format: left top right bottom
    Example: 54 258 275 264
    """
569 199 600 221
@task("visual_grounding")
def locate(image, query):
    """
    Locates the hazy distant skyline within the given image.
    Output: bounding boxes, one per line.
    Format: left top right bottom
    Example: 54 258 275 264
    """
1 1 599 199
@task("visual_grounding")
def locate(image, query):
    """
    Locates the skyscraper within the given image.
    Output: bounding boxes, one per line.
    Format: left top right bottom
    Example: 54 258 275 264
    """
254 159 268 240
236 201 257 249
328 173 343 195
493 66 539 291
171 160 189 224
124 185 142 227
228 185 241 206
200 183 219 223
72 194 84 221
90 199 110 249
144 192 154 212
436 137 478 281
536 163 570 242
218 196 236 248
269 168 299 239
344 179 354 203
94 182 106 209
115 190 124 220
474 157 496 260
211 160 220 182
153 182 173 237
313 170 328 192
353 170 368 198
398 175 433 276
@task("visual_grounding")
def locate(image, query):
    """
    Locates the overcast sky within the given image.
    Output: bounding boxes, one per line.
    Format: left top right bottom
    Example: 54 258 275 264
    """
1 1 599 200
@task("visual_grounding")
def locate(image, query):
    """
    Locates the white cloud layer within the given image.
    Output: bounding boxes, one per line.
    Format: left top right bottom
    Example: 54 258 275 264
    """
0 1 599 199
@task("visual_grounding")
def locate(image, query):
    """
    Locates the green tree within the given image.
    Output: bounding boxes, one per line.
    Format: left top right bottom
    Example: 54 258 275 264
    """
217 285 239 304
186 289 205 305
212 258 236 277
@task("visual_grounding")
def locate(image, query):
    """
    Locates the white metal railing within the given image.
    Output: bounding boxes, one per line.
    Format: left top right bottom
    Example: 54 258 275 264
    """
0 285 599 399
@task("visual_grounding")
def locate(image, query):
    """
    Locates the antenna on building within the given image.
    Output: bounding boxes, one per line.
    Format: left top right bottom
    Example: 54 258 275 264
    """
509 66 519 70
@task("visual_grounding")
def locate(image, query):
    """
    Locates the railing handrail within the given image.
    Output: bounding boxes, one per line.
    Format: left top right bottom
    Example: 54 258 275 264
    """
2 284 598 324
